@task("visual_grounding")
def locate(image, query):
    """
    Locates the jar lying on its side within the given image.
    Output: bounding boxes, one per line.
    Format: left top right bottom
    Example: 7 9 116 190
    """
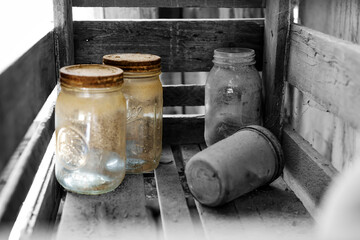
55 64 126 195
205 48 262 146
103 53 163 174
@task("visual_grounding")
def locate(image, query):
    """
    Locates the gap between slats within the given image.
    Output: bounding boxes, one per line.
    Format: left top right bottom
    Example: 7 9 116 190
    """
72 0 265 8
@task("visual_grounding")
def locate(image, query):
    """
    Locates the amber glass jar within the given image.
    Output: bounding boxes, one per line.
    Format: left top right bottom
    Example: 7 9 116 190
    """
103 53 163 173
55 64 126 195
205 48 262 146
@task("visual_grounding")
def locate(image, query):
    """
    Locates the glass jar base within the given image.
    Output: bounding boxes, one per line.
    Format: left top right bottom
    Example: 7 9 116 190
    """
126 157 159 174
57 170 125 195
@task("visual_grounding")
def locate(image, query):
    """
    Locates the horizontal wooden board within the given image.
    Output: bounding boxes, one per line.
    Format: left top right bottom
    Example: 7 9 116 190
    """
73 19 264 72
72 0 264 8
0 31 56 172
0 88 56 224
154 146 196 239
288 24 360 129
163 84 204 107
282 125 338 218
56 174 157 239
163 114 204 145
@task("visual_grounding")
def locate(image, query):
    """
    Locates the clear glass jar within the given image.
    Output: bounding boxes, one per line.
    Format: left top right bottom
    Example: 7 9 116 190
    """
205 48 262 146
103 53 163 173
55 64 126 195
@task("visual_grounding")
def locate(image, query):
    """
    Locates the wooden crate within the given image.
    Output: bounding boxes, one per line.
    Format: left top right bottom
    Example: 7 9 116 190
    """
2 0 358 239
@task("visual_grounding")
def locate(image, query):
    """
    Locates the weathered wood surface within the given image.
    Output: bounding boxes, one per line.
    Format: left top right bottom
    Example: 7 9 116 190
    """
154 146 196 240
9 136 62 240
163 114 204 145
0 88 56 224
73 19 264 72
191 143 312 239
282 125 338 218
0 31 56 173
163 84 204 107
263 0 291 137
53 0 75 69
56 174 157 240
299 0 360 45
72 0 264 8
288 24 360 129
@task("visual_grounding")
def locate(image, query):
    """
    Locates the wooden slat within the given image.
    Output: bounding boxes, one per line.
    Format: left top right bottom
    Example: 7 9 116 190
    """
163 84 204 107
282 125 338 218
73 19 264 72
9 136 62 240
288 24 360 129
163 114 204 145
53 0 75 68
154 146 196 240
0 88 56 224
180 145 244 240
263 0 291 137
72 0 265 8
0 31 56 172
56 174 157 239
232 178 313 238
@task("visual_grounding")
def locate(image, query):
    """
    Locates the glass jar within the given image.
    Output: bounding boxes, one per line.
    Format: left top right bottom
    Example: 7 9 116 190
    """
205 48 262 146
55 64 126 195
103 53 163 173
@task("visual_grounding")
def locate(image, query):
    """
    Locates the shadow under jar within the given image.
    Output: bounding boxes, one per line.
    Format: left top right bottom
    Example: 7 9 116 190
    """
205 48 262 146
55 64 126 195
103 53 163 174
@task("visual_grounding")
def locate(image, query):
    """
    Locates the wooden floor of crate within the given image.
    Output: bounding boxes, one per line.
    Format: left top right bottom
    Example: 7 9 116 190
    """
55 144 313 240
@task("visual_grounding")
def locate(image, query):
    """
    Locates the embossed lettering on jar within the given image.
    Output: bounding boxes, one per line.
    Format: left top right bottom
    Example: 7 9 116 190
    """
205 48 262 146
103 53 163 173
55 64 126 195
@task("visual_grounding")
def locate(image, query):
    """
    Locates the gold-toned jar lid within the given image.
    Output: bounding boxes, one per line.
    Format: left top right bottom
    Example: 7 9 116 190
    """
60 64 124 88
103 53 161 72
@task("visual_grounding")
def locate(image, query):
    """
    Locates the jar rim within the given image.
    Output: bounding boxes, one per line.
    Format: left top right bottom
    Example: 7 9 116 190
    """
60 64 124 88
213 48 256 65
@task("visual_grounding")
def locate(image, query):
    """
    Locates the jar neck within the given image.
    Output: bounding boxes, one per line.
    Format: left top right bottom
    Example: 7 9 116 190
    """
213 48 256 67
60 82 123 93
123 71 161 81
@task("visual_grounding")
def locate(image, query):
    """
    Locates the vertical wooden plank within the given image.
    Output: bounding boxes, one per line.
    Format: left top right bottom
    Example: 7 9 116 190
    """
53 0 75 68
263 0 292 137
154 146 196 240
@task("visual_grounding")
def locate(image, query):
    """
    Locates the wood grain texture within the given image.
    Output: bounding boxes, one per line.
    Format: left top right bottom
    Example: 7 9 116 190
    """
9 136 62 240
56 174 157 240
72 0 264 8
163 114 204 145
163 84 204 107
0 87 56 224
288 24 360 129
0 31 56 173
282 125 338 218
263 0 291 137
154 146 196 240
53 0 75 68
232 178 313 238
73 19 264 72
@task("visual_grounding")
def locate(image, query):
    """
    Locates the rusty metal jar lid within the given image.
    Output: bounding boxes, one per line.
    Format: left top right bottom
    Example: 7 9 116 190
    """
60 64 124 88
240 125 284 182
102 53 161 72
